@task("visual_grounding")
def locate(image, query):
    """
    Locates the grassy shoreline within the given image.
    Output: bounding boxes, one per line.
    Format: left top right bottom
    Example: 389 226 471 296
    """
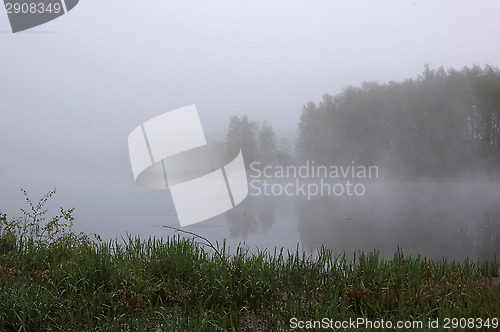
0 234 498 331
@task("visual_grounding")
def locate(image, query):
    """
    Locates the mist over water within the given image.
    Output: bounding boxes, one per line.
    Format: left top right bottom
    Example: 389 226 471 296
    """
198 66 500 262
4 176 497 261
190 179 497 261
2 2 500 265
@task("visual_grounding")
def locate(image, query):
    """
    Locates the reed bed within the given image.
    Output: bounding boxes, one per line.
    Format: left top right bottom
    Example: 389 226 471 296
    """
0 234 498 331
0 190 498 331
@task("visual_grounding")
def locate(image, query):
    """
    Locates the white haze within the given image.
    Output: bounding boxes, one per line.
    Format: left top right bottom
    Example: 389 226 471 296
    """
0 1 499 248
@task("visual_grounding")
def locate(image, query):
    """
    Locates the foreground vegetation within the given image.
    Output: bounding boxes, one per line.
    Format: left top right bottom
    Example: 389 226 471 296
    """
0 191 499 331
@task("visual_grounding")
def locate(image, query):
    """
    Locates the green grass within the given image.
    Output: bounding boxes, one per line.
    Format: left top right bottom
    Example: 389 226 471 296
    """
0 235 498 331
0 190 498 331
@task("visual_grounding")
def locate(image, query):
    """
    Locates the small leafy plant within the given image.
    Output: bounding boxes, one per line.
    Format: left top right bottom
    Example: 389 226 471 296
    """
0 188 98 255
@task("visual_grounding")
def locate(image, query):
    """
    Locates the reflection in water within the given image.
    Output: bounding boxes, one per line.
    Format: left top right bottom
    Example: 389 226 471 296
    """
225 181 499 261
226 195 277 239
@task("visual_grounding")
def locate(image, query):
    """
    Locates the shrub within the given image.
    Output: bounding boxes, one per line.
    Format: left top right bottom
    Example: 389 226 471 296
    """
0 189 99 257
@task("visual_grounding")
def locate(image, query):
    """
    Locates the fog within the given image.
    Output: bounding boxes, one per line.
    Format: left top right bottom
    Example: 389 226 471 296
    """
222 181 500 261
1 1 499 261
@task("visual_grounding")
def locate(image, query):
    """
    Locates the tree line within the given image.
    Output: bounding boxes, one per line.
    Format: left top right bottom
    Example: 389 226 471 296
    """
296 65 500 177
223 65 500 177
223 115 291 168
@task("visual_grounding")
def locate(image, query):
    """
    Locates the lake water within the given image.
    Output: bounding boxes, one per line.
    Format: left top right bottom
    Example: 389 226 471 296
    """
123 180 499 262
4 179 499 262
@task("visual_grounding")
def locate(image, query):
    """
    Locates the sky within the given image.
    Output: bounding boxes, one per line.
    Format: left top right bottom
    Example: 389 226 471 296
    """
1 0 499 238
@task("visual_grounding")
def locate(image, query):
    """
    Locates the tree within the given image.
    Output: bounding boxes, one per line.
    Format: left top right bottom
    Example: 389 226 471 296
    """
225 115 258 168
257 121 277 166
